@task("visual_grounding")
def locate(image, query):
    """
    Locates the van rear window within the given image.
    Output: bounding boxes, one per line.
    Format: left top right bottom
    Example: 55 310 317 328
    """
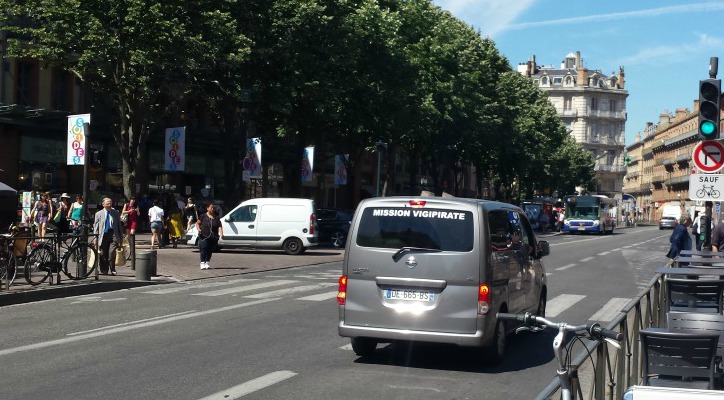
356 207 474 251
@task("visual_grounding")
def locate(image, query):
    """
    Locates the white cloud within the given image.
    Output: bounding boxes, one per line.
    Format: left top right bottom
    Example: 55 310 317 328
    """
618 34 724 66
506 3 724 31
435 0 536 37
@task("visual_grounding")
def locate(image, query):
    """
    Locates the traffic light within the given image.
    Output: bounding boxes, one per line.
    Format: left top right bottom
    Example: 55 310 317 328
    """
699 78 721 140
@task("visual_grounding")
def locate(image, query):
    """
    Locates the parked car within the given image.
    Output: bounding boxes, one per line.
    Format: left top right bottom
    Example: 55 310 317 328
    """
186 198 318 255
659 216 677 230
316 208 353 248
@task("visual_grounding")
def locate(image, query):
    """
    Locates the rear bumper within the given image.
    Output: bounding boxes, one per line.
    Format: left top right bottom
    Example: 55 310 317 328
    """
338 321 491 347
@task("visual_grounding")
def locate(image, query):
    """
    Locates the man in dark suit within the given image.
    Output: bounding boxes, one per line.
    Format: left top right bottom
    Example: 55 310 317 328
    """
93 197 123 275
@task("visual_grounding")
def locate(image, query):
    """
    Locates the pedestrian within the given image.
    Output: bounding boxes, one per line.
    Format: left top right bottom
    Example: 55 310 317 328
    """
196 202 223 270
30 192 53 238
55 193 72 234
148 199 165 249
711 212 724 252
557 208 565 232
666 216 693 262
184 198 199 232
92 197 123 275
67 194 85 230
121 197 140 236
168 204 184 248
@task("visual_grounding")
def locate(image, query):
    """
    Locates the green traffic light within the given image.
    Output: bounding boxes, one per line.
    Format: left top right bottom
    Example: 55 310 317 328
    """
701 120 717 135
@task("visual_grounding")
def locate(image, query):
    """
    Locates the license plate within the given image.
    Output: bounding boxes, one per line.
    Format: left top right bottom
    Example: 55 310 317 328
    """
385 289 435 302
578 227 586 231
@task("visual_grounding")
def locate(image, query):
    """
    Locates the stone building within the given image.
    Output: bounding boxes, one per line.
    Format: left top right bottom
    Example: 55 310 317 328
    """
519 51 628 200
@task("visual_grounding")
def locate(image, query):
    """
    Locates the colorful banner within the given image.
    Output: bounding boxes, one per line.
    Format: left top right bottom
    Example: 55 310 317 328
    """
67 114 90 165
301 146 315 183
243 137 262 182
164 127 186 171
22 191 32 225
334 154 349 185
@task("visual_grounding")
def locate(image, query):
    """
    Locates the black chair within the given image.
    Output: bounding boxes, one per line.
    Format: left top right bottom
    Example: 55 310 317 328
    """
665 278 724 313
639 329 720 390
668 312 724 333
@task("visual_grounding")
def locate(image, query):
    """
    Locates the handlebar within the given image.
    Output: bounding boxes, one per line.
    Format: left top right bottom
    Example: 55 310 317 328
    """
497 312 623 342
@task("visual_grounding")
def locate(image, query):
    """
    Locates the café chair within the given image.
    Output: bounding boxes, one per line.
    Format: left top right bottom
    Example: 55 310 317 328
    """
665 278 724 313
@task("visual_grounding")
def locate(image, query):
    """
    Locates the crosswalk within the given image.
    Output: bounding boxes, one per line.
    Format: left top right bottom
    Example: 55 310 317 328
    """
135 268 636 323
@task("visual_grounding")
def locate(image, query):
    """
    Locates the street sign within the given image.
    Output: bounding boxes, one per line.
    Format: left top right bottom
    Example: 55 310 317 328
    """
689 174 724 201
692 140 724 173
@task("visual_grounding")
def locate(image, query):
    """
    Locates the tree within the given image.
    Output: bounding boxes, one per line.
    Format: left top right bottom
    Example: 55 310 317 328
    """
0 0 250 198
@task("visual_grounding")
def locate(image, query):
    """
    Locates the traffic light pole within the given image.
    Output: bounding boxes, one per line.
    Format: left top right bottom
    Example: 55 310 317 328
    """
703 57 719 251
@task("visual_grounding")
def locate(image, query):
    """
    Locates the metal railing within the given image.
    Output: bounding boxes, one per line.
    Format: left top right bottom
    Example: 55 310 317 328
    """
534 273 666 400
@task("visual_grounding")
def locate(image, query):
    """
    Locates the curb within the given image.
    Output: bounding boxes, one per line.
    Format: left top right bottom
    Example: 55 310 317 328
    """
0 279 166 307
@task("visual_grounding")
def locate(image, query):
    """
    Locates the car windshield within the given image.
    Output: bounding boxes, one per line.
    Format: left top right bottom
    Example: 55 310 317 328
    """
355 207 474 252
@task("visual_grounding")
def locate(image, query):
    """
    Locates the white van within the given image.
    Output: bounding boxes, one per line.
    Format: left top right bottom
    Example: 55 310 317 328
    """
186 198 318 255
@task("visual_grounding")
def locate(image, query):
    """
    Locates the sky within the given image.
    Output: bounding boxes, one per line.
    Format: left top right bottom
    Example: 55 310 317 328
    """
433 0 724 146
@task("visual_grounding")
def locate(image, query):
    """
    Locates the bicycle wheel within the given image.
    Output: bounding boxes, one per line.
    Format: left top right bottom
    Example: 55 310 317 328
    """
25 244 53 285
0 252 16 288
62 243 97 279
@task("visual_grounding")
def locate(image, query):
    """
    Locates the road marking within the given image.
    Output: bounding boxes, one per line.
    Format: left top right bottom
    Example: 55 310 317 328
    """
193 280 298 297
597 251 610 256
142 279 258 294
340 344 353 350
0 299 277 357
197 370 297 400
580 257 594 262
546 294 586 317
549 236 615 246
555 264 577 271
244 283 336 299
68 311 198 336
298 291 339 301
588 298 631 322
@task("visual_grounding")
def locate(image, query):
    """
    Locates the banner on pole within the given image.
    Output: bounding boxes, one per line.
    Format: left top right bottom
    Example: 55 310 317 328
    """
243 137 262 182
334 154 349 185
67 114 90 165
165 127 186 171
302 146 315 183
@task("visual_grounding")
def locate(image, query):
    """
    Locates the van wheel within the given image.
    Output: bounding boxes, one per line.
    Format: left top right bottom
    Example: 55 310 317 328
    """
483 319 506 364
351 338 377 357
536 292 547 318
283 238 304 255
331 231 346 248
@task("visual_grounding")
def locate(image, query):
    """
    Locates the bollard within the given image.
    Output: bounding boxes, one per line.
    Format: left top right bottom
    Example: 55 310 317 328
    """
149 249 157 276
130 234 136 271
135 250 152 281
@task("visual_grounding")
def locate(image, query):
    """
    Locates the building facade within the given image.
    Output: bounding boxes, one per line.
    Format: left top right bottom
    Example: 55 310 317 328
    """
518 51 628 201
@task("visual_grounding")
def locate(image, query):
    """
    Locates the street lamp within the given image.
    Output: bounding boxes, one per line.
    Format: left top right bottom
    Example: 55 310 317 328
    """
375 141 387 197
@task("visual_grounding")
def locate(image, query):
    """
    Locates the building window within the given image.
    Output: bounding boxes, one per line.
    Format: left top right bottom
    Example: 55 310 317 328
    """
590 97 598 110
563 96 572 111
16 61 38 107
52 69 72 111
565 76 573 86
609 99 616 112
553 77 562 85
541 76 548 85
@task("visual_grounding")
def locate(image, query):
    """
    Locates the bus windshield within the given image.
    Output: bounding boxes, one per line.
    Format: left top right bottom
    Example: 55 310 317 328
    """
565 199 600 220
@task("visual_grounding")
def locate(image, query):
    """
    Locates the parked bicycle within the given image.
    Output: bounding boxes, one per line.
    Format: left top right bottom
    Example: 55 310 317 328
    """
0 223 34 288
24 226 98 285
497 312 622 400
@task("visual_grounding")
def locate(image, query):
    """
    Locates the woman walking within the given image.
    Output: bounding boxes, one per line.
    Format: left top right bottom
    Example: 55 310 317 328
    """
67 194 85 229
196 202 223 270
30 192 53 238
56 193 72 234
168 204 184 248
121 197 140 236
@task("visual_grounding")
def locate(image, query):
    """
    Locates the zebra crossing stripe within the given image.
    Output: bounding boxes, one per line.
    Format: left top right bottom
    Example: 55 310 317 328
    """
193 280 298 297
297 291 339 301
197 370 297 400
588 298 630 322
244 283 336 299
142 279 259 295
546 294 586 317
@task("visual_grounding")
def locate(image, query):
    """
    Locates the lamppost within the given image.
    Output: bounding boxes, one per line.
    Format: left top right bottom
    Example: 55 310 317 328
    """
375 141 387 197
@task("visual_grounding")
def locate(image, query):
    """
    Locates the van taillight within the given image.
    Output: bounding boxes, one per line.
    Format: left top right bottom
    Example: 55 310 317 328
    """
478 283 490 314
310 214 316 234
337 276 348 305
409 200 426 207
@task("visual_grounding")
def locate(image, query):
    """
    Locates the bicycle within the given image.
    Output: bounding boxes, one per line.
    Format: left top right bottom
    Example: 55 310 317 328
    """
24 226 98 285
497 312 623 400
0 233 17 288
696 185 721 198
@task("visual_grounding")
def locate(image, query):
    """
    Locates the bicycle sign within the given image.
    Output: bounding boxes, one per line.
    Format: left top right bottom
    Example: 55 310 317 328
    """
689 174 724 200
692 140 724 173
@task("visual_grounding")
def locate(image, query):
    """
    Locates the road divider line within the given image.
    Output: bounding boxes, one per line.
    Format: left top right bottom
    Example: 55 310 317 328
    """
0 299 277 357
580 256 594 262
193 280 298 297
298 291 339 301
142 279 258 294
197 370 297 400
597 251 611 256
244 283 336 299
67 310 198 336
546 294 586 317
555 264 577 271
588 298 631 322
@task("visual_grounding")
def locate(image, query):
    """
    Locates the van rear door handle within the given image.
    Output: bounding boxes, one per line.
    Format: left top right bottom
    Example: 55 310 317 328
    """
248 225 254 229
376 277 447 290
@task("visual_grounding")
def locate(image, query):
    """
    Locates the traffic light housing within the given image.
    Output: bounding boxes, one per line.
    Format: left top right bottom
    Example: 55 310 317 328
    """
699 78 721 140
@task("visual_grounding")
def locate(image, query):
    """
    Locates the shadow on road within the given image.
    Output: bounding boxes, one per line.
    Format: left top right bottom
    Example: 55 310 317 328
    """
353 330 556 374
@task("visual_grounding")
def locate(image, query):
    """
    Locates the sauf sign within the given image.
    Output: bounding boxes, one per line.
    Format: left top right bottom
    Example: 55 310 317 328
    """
689 174 724 201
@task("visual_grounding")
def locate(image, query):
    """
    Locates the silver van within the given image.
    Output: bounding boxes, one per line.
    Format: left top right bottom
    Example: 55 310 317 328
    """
337 197 549 362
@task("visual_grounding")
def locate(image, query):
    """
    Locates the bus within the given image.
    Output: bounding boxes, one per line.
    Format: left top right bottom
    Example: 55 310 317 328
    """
562 195 616 234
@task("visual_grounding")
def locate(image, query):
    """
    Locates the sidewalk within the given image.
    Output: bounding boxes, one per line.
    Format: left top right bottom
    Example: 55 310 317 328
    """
0 233 345 307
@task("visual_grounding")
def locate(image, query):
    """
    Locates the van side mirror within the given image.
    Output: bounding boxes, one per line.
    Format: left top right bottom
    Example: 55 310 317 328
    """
537 241 550 257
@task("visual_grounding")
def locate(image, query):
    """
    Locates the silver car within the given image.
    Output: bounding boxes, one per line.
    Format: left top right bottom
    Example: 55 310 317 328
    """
338 197 549 363
658 216 677 230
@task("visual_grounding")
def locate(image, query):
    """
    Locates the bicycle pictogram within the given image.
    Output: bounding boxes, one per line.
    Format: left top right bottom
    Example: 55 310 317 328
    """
696 185 721 198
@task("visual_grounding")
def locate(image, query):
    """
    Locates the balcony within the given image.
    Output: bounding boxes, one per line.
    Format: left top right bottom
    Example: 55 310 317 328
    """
595 165 627 173
665 175 690 186
651 175 664 183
